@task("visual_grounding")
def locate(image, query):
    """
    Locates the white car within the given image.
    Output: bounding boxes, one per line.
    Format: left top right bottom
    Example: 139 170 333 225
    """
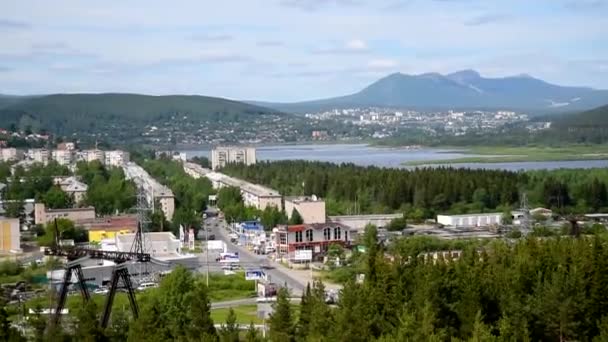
137 282 158 291
256 296 277 303
93 287 109 295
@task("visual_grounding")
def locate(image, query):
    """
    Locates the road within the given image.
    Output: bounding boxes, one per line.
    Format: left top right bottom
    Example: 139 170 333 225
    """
204 216 307 296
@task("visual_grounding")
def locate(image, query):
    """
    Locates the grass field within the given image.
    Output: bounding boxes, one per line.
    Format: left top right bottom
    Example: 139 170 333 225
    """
404 145 608 165
211 305 262 324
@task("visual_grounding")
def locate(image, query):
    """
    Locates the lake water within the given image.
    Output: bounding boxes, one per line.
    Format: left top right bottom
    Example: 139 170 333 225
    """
182 144 608 171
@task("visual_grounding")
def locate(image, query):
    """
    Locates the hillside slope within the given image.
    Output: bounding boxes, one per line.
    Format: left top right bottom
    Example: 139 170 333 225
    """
0 93 282 134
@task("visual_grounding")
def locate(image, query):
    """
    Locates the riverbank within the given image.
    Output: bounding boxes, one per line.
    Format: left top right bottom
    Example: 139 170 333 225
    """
404 145 608 165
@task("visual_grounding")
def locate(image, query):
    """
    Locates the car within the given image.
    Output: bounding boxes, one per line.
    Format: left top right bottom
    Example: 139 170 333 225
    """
136 282 158 291
93 287 109 295
256 296 277 303
261 264 275 270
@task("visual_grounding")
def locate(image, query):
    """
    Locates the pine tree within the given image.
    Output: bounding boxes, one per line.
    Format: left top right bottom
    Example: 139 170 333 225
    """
268 287 294 342
297 283 312 338
188 283 218 341
289 209 303 225
245 321 262 342
307 281 333 341
219 308 239 342
73 301 107 342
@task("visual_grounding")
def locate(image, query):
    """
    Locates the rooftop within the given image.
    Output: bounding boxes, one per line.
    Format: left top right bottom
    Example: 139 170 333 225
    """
437 213 501 218
285 195 323 203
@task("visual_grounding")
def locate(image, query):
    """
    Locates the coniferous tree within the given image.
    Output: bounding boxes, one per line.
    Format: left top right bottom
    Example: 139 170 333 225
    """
268 287 294 342
297 283 312 338
245 322 262 342
289 209 303 225
219 308 239 342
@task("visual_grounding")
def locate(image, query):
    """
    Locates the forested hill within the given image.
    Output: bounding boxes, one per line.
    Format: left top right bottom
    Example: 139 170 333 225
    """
0 93 282 134
553 104 608 127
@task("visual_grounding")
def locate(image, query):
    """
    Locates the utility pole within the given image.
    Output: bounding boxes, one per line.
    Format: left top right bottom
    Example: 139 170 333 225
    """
204 213 209 287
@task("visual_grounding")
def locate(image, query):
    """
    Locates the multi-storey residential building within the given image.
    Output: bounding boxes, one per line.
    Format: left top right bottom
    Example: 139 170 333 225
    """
52 149 74 166
34 203 96 225
57 142 76 151
122 162 174 221
80 149 105 163
28 149 50 165
105 150 130 167
0 148 23 162
211 146 256 170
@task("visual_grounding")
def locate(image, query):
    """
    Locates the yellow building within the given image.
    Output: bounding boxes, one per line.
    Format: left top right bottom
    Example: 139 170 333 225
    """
0 218 20 253
79 216 138 243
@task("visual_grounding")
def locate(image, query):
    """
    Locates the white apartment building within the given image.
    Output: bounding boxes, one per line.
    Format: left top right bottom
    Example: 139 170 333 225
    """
0 148 23 162
80 149 105 163
211 146 256 170
28 149 50 165
105 150 130 167
52 149 74 166
122 162 175 221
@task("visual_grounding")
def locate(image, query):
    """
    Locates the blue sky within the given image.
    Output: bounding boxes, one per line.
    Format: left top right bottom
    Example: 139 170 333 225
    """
1 0 607 101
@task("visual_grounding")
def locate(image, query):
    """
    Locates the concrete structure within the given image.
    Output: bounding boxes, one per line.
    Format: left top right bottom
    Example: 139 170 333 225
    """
80 149 105 163
34 203 96 225
105 150 130 167
0 217 20 253
116 232 182 258
211 146 256 170
184 162 281 211
437 213 502 227
123 162 175 220
284 196 326 224
28 149 50 165
1 148 23 162
275 223 356 260
79 216 138 242
328 214 403 231
51 149 74 166
54 176 88 204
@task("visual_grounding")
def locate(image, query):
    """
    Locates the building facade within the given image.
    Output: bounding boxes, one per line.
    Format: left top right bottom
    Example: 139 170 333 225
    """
105 150 130 167
28 149 50 165
211 146 256 170
284 196 326 224
0 148 23 162
52 149 74 166
0 217 20 253
275 223 355 260
80 149 105 163
437 213 502 227
79 216 138 242
34 203 96 225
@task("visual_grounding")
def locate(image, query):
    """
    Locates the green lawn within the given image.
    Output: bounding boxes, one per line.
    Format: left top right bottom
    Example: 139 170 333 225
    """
211 305 262 324
404 145 608 165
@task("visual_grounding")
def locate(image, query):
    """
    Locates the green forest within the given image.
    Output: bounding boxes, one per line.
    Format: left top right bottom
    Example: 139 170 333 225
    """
221 161 608 218
6 227 608 341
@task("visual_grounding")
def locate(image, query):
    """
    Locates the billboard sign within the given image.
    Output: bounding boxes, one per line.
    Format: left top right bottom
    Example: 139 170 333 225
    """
245 269 265 281
219 252 240 263
294 250 313 261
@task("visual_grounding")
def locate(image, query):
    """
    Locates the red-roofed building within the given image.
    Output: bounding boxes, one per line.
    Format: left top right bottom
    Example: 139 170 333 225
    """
275 223 356 261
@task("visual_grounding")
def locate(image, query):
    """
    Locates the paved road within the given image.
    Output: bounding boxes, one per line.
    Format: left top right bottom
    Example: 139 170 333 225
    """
205 216 307 296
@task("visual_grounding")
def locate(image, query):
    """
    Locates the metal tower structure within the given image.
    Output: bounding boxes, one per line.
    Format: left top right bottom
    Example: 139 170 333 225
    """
131 183 153 279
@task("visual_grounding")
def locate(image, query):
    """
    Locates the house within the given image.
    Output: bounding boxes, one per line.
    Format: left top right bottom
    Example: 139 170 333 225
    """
274 223 356 261
54 176 88 204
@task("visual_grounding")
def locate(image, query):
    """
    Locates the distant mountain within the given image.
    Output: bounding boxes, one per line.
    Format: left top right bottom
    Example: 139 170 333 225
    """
0 93 282 134
252 70 608 114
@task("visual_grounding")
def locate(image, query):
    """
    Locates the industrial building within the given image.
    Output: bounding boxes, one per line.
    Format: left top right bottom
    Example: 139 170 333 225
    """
34 203 96 225
437 213 502 227
328 213 403 231
78 215 138 242
284 196 326 224
211 146 256 170
0 217 20 253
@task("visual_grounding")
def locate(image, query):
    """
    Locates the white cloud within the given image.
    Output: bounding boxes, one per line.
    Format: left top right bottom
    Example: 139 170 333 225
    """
368 59 399 69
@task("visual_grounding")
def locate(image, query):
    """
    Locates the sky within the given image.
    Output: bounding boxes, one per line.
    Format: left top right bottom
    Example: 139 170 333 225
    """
1 0 607 102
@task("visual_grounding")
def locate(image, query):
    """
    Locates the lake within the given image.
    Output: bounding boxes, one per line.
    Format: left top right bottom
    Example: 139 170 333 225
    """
182 144 608 171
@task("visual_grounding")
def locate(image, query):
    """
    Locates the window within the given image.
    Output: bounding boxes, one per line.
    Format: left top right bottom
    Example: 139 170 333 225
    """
306 229 313 242
344 230 349 241
323 228 331 240
295 231 302 243
333 227 341 240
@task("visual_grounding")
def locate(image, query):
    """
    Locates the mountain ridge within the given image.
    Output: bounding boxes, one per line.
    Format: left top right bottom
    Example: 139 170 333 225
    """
249 70 608 114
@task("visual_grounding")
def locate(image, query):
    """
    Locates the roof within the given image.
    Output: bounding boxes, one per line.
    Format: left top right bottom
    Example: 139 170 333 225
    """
285 195 323 204
437 213 502 218
286 222 352 233
45 206 95 213
79 215 138 231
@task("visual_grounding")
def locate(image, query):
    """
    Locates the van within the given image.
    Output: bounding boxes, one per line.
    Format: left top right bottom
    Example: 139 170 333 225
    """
137 282 158 291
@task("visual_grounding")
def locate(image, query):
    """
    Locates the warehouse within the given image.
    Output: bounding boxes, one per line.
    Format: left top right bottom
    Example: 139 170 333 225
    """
437 213 502 227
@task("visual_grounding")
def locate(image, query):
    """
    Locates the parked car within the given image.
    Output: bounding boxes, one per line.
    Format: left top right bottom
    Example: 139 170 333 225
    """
256 296 277 303
136 282 158 291
93 287 109 295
